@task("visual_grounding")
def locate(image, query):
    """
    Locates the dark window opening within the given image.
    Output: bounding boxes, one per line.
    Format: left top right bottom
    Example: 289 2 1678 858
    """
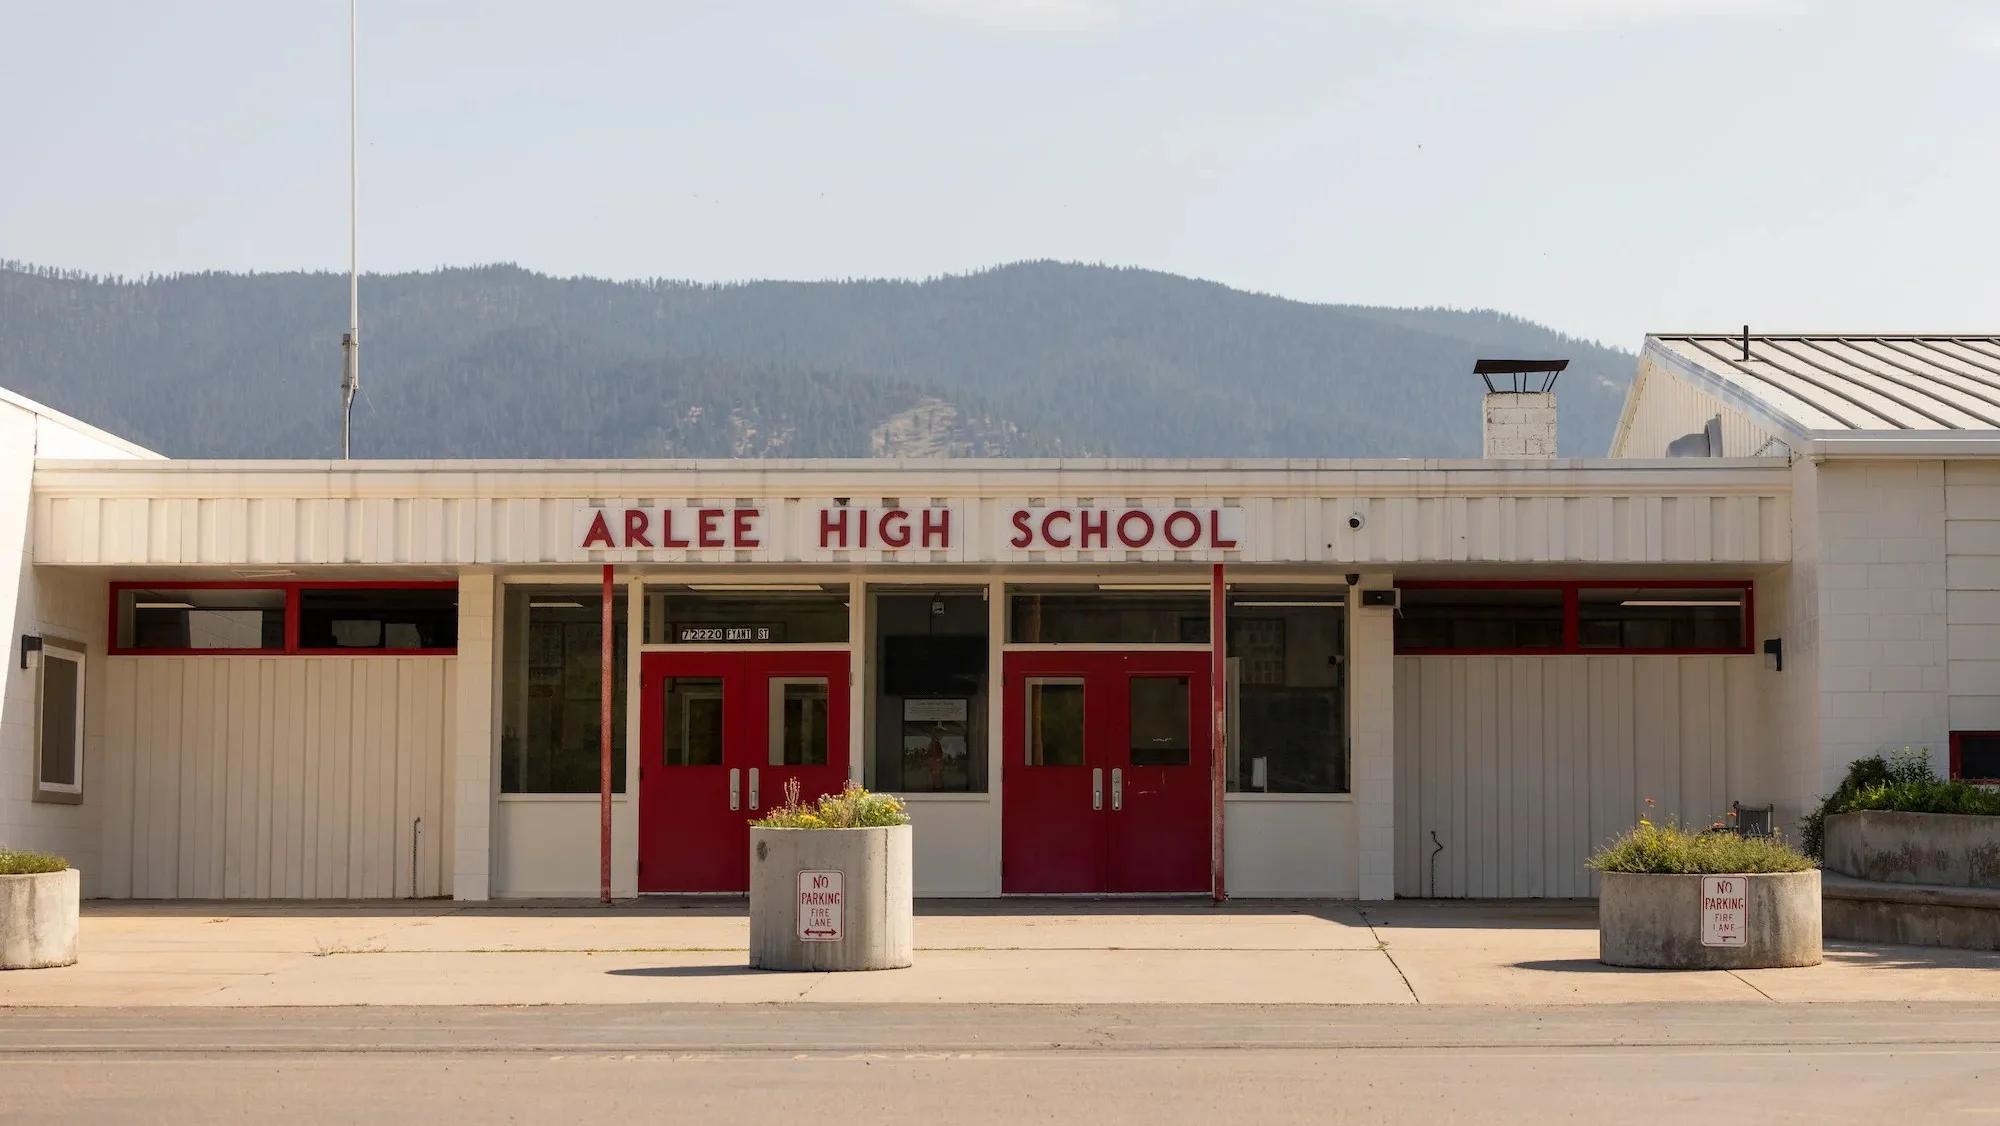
1396 587 1564 651
299 587 457 651
1395 582 1751 654
1953 732 2000 783
117 587 286 651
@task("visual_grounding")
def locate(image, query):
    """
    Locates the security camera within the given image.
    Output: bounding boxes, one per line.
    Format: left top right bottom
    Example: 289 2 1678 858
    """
1347 513 1365 530
1344 573 1360 587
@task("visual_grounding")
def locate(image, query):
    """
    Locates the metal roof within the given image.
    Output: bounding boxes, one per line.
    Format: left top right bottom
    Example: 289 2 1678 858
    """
1649 334 2000 439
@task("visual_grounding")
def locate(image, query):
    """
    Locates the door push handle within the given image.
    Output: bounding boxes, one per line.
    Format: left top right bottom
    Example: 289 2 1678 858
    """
729 768 741 812
1092 767 1103 811
1111 767 1123 811
749 768 760 811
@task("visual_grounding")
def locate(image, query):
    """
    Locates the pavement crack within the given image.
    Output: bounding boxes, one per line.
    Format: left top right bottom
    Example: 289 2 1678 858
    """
1354 905 1421 1005
1726 969 1776 1002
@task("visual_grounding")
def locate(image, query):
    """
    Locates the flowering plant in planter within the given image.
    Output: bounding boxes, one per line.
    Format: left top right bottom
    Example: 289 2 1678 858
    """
1589 804 1820 970
751 779 910 830
1586 818 1813 875
747 779 914 971
0 850 69 876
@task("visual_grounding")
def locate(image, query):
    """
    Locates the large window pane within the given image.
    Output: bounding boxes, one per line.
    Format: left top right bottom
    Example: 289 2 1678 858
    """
644 587 848 645
1577 587 1747 651
298 586 457 651
1128 676 1190 766
1396 587 1563 651
501 587 627 793
873 591 988 793
117 587 284 651
1010 590 1208 644
1227 595 1347 793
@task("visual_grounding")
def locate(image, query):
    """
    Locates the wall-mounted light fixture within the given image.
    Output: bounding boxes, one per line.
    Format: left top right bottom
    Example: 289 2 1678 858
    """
1762 637 1783 672
20 634 42 670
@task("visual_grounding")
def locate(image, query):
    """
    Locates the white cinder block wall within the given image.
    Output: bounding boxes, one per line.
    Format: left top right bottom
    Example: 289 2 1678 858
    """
1944 461 2000 740
1482 392 1557 459
1807 460 1951 793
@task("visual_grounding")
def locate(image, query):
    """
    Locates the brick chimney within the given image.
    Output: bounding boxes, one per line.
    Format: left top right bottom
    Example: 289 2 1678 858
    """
1474 359 1566 459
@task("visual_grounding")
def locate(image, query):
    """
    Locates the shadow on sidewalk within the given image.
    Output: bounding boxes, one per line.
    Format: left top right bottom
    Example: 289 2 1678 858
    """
605 964 775 978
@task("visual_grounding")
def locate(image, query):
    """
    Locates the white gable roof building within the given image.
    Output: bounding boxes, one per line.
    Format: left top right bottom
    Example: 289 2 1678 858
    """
2 331 1994 906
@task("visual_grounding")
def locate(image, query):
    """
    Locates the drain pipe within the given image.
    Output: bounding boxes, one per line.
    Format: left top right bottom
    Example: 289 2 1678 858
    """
410 816 422 899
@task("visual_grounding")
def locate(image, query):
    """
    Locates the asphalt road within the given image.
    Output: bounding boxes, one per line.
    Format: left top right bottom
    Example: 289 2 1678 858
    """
4 1002 1997 1124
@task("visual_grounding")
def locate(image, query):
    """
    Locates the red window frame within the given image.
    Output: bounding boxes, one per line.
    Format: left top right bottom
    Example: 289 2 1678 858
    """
1394 579 1755 656
1949 731 2000 784
108 580 459 656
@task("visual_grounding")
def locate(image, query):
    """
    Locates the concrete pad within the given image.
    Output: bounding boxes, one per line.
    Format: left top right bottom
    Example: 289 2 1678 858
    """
194 952 823 1007
1387 947 1770 1004
801 949 1415 1005
9 899 1993 1010
1733 942 2000 1002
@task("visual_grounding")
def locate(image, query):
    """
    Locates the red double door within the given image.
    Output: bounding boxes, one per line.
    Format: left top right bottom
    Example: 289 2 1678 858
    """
1001 650 1213 894
637 650 850 893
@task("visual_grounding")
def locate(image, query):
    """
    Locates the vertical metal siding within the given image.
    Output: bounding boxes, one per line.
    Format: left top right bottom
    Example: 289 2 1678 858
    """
96 656 456 899
1394 654 1761 898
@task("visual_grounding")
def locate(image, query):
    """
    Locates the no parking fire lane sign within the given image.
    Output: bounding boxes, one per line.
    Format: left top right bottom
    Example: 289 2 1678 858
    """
798 870 844 942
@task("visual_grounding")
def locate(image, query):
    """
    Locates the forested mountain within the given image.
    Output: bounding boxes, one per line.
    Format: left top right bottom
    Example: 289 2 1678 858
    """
0 260 1635 459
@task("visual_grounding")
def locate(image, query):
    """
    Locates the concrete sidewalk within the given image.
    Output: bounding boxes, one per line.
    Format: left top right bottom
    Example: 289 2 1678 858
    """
2 899 1995 1008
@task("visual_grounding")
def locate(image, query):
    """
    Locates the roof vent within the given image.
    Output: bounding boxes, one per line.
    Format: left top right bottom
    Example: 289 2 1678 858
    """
1475 359 1567 459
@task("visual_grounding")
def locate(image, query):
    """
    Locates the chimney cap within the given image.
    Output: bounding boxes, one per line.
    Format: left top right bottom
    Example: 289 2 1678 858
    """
1474 358 1567 393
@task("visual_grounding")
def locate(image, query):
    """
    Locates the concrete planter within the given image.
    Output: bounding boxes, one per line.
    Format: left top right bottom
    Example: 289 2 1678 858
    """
1824 811 2000 889
1 868 80 970
1598 870 1821 969
749 824 913 971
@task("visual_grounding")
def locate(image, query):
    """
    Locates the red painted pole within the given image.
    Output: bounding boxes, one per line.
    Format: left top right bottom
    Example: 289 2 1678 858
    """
1210 562 1227 903
600 563 614 905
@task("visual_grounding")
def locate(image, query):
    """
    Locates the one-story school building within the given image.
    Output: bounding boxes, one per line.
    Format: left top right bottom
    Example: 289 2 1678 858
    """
7 332 2000 901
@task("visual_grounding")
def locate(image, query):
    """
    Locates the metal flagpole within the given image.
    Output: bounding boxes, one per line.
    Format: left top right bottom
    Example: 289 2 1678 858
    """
339 0 360 458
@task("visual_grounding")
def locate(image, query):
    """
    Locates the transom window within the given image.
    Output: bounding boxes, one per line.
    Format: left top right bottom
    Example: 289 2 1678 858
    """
112 583 458 655
1395 582 1751 654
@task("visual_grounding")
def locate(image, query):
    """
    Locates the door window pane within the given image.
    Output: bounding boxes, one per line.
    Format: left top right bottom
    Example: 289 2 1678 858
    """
1228 595 1347 793
499 587 628 793
1128 676 1190 766
1025 678 1085 766
666 677 725 766
771 679 831 766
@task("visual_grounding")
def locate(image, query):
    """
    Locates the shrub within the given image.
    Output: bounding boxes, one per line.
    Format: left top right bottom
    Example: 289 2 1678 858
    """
1586 820 1814 875
1801 748 2000 858
0 849 70 876
752 780 910 829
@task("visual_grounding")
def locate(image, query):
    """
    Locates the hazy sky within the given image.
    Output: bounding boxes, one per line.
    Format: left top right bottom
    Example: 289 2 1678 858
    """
4 0 1995 346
